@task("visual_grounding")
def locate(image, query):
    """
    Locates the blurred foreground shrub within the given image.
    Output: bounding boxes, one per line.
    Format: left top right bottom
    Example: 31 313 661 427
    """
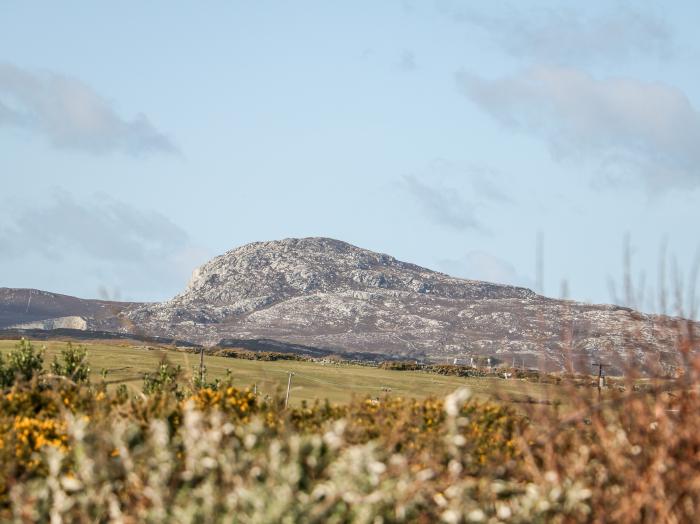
1 338 700 522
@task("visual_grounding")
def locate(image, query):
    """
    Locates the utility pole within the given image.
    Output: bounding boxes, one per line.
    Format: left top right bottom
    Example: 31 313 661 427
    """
285 372 295 408
199 346 205 386
592 362 607 401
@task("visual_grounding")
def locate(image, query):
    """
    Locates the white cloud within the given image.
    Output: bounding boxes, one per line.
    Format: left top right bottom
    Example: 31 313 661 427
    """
440 251 533 289
438 2 671 65
0 192 206 300
0 191 187 262
457 66 700 189
0 63 177 156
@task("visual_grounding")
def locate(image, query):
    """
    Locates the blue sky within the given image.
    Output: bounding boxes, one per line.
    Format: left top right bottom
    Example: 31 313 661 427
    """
1 1 699 316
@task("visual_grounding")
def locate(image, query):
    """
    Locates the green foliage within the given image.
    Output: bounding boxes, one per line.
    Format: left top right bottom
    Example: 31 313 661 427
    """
50 343 90 383
0 355 7 388
115 384 129 403
378 360 421 371
191 365 232 391
142 358 183 397
0 338 44 387
214 348 305 361
0 339 562 405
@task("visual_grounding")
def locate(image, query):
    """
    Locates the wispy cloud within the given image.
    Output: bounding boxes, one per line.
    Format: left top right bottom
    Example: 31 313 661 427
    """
0 99 23 125
401 174 482 231
457 66 700 189
0 191 205 300
438 2 671 65
0 191 187 262
398 50 417 72
0 63 178 156
460 165 512 204
440 251 533 289
401 160 514 231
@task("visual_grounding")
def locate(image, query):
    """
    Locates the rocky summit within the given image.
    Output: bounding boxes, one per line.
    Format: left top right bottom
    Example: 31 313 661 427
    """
120 237 691 373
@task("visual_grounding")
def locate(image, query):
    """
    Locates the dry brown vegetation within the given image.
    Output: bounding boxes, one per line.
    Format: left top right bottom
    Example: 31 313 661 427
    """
0 323 698 522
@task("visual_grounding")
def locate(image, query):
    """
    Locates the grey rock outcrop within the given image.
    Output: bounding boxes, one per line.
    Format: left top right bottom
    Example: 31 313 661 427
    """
123 237 694 373
9 315 88 331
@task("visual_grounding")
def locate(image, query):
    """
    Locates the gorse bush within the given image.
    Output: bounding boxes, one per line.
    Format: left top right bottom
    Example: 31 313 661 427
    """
191 365 232 391
214 348 306 361
49 342 90 383
0 338 44 387
0 342 525 521
0 339 93 388
142 358 184 397
1 338 700 522
378 360 421 371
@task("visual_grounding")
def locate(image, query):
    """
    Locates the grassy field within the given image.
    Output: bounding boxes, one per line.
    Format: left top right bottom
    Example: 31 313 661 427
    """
0 339 563 406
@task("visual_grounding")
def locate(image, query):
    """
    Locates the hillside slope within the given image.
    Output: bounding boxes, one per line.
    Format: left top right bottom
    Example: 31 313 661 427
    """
124 237 691 373
0 288 135 330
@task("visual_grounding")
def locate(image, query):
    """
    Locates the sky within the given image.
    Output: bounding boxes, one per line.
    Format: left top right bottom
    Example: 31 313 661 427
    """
1 1 699 316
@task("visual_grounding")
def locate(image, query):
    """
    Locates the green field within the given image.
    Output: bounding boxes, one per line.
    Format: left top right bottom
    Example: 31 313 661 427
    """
0 339 562 406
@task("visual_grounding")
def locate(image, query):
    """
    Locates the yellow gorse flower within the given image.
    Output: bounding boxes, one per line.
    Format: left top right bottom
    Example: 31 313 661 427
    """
12 416 68 459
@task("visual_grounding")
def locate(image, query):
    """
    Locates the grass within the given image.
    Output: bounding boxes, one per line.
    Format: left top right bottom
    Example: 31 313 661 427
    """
0 339 562 406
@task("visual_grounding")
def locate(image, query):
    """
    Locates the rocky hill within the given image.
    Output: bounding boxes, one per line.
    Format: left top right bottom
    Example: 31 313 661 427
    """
122 237 693 373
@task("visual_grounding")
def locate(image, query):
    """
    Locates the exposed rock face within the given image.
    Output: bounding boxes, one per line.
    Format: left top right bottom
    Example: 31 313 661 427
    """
124 237 694 373
9 316 88 331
